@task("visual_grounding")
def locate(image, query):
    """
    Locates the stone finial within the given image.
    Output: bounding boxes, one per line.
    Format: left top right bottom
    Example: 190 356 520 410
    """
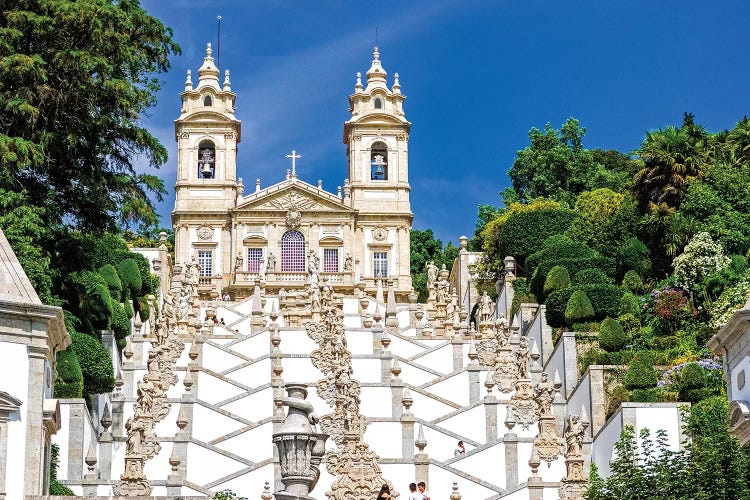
373 305 383 325
391 359 402 379
468 342 478 363
376 278 384 303
392 72 401 94
183 369 194 392
450 482 462 500
317 179 323 189
504 404 517 431
133 311 143 329
261 480 273 500
529 444 541 475
169 444 181 473
85 444 98 477
355 71 363 92
176 405 188 431
402 388 414 413
123 336 134 362
580 405 590 429
529 338 541 371
114 368 124 393
337 185 342 198
381 331 391 350
415 424 427 453
484 371 495 395
459 235 468 250
188 342 200 361
223 69 231 91
100 403 112 430
185 69 193 90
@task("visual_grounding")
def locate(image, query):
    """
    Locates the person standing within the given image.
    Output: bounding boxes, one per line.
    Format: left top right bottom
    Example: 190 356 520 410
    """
407 482 421 500
454 440 466 456
377 484 391 499
418 481 430 500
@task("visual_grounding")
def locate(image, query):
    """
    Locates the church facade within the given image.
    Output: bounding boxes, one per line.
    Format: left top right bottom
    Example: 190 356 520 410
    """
172 44 414 300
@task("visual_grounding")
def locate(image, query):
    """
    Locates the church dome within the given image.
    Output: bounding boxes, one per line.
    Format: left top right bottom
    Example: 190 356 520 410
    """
198 42 220 89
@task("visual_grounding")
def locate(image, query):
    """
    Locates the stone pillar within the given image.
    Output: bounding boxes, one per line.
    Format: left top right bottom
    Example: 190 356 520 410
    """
467 347 480 404
483 380 498 444
391 361 404 419
380 342 393 384
401 389 415 459
503 430 518 488
81 444 98 496
0 393 22 500
98 403 113 480
24 346 47 495
527 446 544 500
414 425 429 485
452 339 464 372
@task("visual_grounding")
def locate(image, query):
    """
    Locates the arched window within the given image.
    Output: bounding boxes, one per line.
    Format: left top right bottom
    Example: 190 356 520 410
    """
373 97 383 109
203 94 213 106
197 140 216 179
281 231 305 272
370 142 388 180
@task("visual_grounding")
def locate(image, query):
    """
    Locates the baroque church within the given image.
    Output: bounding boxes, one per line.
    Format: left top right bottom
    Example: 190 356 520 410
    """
172 43 413 301
0 42 704 500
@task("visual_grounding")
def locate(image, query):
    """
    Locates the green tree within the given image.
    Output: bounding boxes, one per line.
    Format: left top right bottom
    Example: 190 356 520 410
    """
565 290 594 324
0 0 179 233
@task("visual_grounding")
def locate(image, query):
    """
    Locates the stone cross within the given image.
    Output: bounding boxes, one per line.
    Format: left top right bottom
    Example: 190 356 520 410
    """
286 149 302 176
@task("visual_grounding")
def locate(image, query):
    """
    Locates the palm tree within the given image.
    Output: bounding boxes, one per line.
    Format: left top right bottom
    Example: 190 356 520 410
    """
633 125 709 215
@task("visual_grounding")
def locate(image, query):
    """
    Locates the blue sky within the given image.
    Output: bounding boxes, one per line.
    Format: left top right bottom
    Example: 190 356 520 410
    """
141 1 750 244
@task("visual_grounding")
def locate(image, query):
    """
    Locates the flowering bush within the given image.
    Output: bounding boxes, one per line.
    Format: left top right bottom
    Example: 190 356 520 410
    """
642 287 695 322
672 232 730 291
709 271 750 328
657 356 722 389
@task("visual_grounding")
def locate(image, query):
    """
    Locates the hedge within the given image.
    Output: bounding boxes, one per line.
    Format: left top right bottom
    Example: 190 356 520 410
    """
495 209 580 267
117 258 143 298
525 235 598 272
617 237 651 279
110 300 131 343
83 232 131 269
624 353 658 390
53 349 83 398
622 269 644 294
619 292 641 316
598 317 627 352
544 265 571 295
98 264 122 301
574 268 612 286
70 330 115 395
566 290 595 323
545 284 626 328
69 270 113 330
530 255 616 301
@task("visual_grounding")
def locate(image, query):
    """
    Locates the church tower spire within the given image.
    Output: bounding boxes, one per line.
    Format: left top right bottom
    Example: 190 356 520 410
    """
344 47 413 293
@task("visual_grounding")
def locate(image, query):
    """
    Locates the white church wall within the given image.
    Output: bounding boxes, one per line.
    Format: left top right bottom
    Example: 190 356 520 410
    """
566 371 593 437
343 314 363 329
450 442 505 489
364 421 402 457
196 371 246 405
345 330 373 355
215 421 273 462
412 344 455 377
592 408 624 477
214 463 274 498
279 330 318 355
387 336 426 359
221 387 273 423
398 362 440 386
437 404 487 445
729 355 750 401
424 371 471 407
186 442 247 486
542 333 568 395
230 332 270 359
282 357 325 383
226 358 271 387
351 358 382 383
55 403 71 479
396 309 410 328
2 341 29 500
359 387 394 418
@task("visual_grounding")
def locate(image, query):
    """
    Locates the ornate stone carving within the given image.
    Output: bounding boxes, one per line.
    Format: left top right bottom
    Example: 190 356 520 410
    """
114 263 190 496
197 225 214 240
286 208 302 229
304 289 396 499
532 372 564 464
493 344 518 393
559 413 589 499
372 226 387 241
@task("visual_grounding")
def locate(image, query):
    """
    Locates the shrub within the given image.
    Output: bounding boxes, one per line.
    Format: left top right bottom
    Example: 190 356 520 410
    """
117 258 143 297
619 292 641 316
495 208 581 267
82 232 131 269
110 300 131 344
622 270 644 293
53 349 83 399
50 443 75 495
70 330 115 395
630 387 659 402
544 265 571 295
136 296 151 322
617 237 651 278
98 264 122 301
68 270 113 330
617 313 641 334
673 232 731 292
579 348 609 375
574 268 611 286
131 253 157 295
581 284 626 320
598 317 627 352
545 287 576 327
565 290 595 323
530 255 616 300
606 385 630 419
624 353 658 390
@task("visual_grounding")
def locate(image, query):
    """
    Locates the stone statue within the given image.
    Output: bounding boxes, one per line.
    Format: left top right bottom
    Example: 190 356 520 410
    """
234 251 243 271
516 335 529 379
478 292 494 323
280 394 320 427
124 417 145 455
564 414 585 458
343 253 353 271
320 279 333 308
162 292 177 327
534 372 555 418
426 261 438 289
267 252 277 272
308 249 320 273
310 283 321 310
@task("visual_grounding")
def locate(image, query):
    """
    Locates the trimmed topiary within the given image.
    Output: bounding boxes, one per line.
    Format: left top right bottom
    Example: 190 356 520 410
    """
68 270 113 330
544 265 571 295
70 330 115 396
616 313 641 334
598 317 627 352
619 292 641 316
630 388 659 402
606 385 630 419
54 349 83 398
624 353 658 390
98 264 122 301
579 348 609 375
574 268 611 286
678 362 708 403
117 258 143 298
565 290 595 324
110 300 131 343
622 270 644 294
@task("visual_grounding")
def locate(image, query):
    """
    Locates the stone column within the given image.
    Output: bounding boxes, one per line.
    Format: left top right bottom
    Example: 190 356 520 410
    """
0 393 22 500
452 340 464 372
503 430 518 488
401 389 415 459
467 347 481 404
414 425 429 485
391 361 404 419
483 376 498 444
24 346 47 495
98 403 113 481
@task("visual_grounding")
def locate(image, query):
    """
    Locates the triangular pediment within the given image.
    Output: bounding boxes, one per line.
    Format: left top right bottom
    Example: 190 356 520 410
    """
234 179 354 213
0 228 42 305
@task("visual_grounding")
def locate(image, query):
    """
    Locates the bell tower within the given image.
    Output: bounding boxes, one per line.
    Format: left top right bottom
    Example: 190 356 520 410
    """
344 47 411 214
344 47 413 293
173 42 241 214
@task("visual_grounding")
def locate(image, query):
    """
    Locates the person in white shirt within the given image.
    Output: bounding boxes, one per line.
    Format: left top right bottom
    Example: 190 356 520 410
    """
454 440 466 456
407 482 421 500
418 481 430 500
